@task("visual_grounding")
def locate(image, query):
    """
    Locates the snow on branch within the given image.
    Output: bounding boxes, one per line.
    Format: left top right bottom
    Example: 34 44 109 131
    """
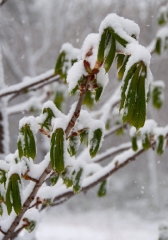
0 70 57 99
0 0 8 7
1 9 167 240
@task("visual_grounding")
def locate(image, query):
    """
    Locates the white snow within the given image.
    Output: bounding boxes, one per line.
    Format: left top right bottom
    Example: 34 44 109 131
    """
60 43 80 60
77 110 104 132
19 116 39 134
151 80 165 89
52 118 67 131
96 66 109 88
24 152 50 180
158 5 168 23
67 60 86 93
7 95 45 116
130 119 157 136
60 43 81 74
0 69 56 98
156 27 168 54
99 13 140 45
81 33 99 69
7 164 21 178
125 43 151 68
93 142 132 163
36 206 161 240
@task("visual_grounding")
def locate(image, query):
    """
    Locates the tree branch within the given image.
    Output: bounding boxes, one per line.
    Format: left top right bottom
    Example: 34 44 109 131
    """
8 75 60 103
52 141 156 205
104 123 127 139
2 163 52 240
0 70 57 99
0 0 9 7
2 75 91 239
65 76 91 139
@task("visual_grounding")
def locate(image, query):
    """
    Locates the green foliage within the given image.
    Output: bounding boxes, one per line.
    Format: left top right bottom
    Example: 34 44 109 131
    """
131 136 138 151
55 45 78 82
55 52 66 77
18 124 36 160
54 91 64 111
68 134 79 157
95 85 103 102
157 6 168 25
0 170 6 185
97 27 129 72
157 135 164 155
97 29 108 64
50 173 59 186
61 168 73 188
79 129 89 147
83 91 95 108
24 218 36 233
97 180 107 197
41 108 55 131
152 86 163 109
142 133 150 150
158 13 167 25
0 204 3 216
121 62 147 130
104 34 116 73
50 128 65 173
155 38 162 55
6 174 22 215
70 77 85 96
116 54 130 80
89 128 103 158
120 63 137 110
73 168 83 193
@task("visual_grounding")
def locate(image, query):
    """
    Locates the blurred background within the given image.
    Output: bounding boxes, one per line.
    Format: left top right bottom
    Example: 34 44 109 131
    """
1 0 168 239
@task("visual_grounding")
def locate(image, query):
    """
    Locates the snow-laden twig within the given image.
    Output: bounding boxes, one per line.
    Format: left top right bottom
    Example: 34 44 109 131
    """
0 70 57 99
93 142 132 163
49 140 155 206
104 123 127 139
7 94 47 116
0 0 8 7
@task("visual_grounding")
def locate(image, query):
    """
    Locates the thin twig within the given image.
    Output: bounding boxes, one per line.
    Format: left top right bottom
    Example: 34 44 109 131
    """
0 72 56 99
8 76 60 102
10 224 28 240
104 123 127 139
94 142 132 163
65 76 91 139
0 0 8 7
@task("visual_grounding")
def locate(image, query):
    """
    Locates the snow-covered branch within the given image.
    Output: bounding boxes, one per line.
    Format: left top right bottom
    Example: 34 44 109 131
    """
0 70 57 99
0 0 8 7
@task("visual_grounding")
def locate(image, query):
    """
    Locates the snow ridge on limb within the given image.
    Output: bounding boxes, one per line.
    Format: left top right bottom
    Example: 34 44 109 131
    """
0 12 159 240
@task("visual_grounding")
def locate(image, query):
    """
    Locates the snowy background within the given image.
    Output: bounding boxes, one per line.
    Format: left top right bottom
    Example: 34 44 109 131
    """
1 0 168 239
